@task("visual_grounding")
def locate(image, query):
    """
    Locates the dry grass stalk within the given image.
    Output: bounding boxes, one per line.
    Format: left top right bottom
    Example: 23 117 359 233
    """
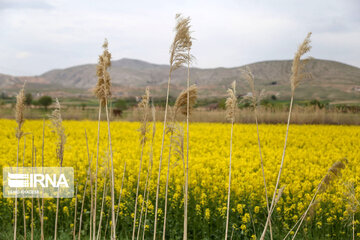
73 183 78 240
78 140 92 240
261 32 312 240
283 159 347 240
344 182 360 240
50 98 66 240
22 136 27 240
14 84 25 240
163 85 197 240
243 67 272 239
97 162 109 240
137 102 156 239
225 81 237 240
142 103 156 240
184 27 193 239
132 88 150 240
40 119 45 240
154 13 192 240
115 162 127 228
95 38 116 239
31 136 34 240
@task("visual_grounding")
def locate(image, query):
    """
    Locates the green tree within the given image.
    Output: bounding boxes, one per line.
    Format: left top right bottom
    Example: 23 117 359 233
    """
25 93 33 106
113 99 128 111
38 96 53 110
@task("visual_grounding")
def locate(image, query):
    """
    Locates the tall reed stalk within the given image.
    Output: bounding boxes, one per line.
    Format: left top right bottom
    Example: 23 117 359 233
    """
225 81 237 240
31 135 34 240
163 85 197 239
93 79 102 240
22 136 27 240
50 99 66 240
97 162 109 240
183 21 193 240
243 68 272 239
260 32 312 240
94 38 116 239
132 88 150 240
344 182 359 240
115 161 126 227
141 103 156 240
153 13 192 240
73 183 78 240
78 131 92 240
14 84 25 240
40 119 45 240
136 99 156 240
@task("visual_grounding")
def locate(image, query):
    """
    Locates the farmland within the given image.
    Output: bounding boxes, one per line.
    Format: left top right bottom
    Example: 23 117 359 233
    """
0 119 359 239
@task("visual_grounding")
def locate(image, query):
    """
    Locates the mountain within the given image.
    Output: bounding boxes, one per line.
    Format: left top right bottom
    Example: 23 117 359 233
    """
1 58 360 102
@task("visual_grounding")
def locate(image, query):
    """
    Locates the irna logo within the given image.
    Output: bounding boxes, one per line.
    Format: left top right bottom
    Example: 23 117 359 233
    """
3 167 74 198
7 173 69 188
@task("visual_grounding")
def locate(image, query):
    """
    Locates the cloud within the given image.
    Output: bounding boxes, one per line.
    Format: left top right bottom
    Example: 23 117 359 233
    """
15 51 30 59
0 0 53 10
0 0 359 75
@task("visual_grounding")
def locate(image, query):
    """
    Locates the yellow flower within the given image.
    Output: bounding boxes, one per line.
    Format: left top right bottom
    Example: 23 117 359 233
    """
240 224 246 231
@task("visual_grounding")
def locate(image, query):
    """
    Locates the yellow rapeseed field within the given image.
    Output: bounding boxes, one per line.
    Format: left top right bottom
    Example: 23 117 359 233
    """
0 119 359 238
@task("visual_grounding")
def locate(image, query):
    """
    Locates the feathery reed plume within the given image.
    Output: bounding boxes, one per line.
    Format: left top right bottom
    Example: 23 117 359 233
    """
142 103 156 240
94 39 112 105
261 32 312 240
225 81 237 239
94 38 116 239
132 87 150 240
174 84 197 116
290 32 312 95
50 99 66 166
15 84 25 139
225 81 237 122
154 13 192 240
243 67 273 239
14 84 25 240
50 98 66 240
283 159 347 240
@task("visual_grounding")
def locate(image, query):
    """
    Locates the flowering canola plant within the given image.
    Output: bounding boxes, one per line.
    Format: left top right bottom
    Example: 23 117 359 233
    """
0 119 359 239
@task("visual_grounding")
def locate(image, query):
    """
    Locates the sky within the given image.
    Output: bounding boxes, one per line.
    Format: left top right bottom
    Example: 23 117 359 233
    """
0 0 359 76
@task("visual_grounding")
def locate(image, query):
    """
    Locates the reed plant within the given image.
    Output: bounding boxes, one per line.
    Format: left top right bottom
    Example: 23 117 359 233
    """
225 81 237 240
132 88 150 240
14 84 25 240
243 67 272 239
94 38 116 239
260 32 312 240
153 13 192 240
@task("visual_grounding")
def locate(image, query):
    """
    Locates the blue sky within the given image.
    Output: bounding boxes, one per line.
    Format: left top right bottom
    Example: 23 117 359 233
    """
0 0 359 76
